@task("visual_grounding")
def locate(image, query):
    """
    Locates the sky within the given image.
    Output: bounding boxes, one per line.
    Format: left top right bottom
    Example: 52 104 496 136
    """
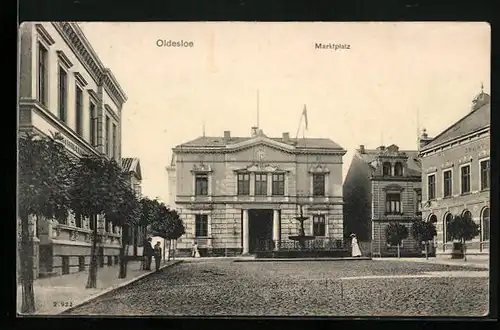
79 22 490 204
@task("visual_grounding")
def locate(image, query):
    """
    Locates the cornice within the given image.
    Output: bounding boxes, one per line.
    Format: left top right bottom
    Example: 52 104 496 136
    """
35 24 55 46
56 50 73 69
419 126 490 156
74 72 88 87
52 22 127 108
104 104 120 122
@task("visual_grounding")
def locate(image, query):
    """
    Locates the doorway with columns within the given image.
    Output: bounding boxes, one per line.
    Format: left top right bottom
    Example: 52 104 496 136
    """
242 208 281 254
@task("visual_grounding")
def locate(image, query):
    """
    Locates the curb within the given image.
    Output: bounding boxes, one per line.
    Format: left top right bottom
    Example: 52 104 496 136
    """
59 260 183 315
371 258 489 269
233 257 372 262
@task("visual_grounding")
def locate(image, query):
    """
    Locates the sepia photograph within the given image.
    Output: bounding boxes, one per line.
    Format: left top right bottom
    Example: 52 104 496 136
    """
17 21 490 317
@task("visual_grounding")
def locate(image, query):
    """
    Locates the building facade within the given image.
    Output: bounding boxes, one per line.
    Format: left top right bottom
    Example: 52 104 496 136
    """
344 144 422 257
121 158 146 258
167 127 347 256
419 91 490 257
18 22 128 276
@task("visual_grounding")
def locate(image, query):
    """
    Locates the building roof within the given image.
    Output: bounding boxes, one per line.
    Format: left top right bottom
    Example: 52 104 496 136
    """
121 157 142 180
421 96 490 151
176 136 344 150
356 148 422 176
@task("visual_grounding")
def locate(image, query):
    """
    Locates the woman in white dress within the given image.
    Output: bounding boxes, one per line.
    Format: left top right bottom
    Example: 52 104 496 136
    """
351 233 362 257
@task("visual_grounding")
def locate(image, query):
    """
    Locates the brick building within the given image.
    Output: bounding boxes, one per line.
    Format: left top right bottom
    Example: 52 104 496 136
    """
344 144 422 257
419 90 490 257
166 127 347 256
18 22 128 276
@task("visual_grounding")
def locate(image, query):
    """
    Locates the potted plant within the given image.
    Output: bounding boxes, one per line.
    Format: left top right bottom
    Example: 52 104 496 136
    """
385 222 409 258
446 214 480 261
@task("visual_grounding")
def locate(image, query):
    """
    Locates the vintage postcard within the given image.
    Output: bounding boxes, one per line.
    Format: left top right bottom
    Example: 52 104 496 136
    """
17 22 490 317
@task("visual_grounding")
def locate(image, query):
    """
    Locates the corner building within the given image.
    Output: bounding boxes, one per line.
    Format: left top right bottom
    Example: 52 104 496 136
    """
167 127 347 256
18 22 128 276
419 91 490 257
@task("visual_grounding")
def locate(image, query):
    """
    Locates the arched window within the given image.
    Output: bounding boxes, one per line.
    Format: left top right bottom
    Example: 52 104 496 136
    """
481 207 490 241
462 210 472 221
428 214 437 223
444 213 453 242
383 162 392 176
394 162 403 176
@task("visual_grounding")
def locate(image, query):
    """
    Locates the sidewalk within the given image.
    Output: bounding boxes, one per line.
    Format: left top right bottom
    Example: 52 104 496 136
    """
372 257 489 269
17 259 182 315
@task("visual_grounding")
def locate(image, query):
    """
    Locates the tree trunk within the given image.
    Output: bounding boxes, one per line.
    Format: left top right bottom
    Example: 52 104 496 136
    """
173 240 177 260
167 239 171 261
463 238 467 262
86 215 98 289
425 242 429 260
118 243 128 279
20 213 36 313
397 244 401 258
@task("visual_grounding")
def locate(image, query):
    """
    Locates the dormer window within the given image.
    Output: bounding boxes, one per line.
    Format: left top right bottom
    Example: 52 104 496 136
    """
394 162 403 176
382 162 391 176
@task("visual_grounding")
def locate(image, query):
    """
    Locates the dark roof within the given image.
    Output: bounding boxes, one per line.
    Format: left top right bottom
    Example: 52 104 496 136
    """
422 101 490 150
121 157 142 180
121 157 135 172
356 149 422 176
175 136 344 150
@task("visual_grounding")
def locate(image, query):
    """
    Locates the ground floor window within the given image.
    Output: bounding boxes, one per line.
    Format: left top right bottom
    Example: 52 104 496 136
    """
444 213 453 242
481 207 489 241
313 215 325 236
195 214 208 237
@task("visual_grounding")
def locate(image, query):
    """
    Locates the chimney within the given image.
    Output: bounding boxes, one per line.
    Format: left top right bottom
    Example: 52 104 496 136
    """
419 128 433 150
359 145 365 154
251 126 259 137
282 132 290 142
223 130 231 142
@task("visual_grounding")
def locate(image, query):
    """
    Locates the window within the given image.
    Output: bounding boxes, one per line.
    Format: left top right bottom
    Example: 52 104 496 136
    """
237 173 250 195
313 215 325 236
89 102 97 146
58 67 67 122
272 173 285 196
105 116 110 155
428 214 437 224
38 43 48 106
394 162 403 176
112 123 117 159
461 165 470 194
415 190 422 215
195 214 208 237
195 174 208 196
427 174 436 200
312 173 325 196
385 193 401 214
481 207 490 241
75 86 83 135
383 162 391 176
75 215 82 228
443 170 452 197
444 213 453 242
255 173 268 196
480 159 490 190
89 214 95 231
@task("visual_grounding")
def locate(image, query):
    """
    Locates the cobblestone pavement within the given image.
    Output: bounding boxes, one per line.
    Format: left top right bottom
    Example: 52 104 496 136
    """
65 259 489 317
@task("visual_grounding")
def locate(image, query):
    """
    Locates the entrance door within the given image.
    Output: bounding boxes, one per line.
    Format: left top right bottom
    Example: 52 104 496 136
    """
248 209 274 253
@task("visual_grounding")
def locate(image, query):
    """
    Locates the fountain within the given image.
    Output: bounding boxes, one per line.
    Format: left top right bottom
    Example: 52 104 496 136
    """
288 204 315 249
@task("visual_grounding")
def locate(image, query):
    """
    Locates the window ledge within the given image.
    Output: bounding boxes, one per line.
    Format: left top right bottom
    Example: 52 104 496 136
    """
460 192 471 196
480 188 490 192
443 195 452 199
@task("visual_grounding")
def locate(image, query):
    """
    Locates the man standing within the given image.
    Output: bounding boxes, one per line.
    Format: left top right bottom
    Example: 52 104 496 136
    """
154 241 162 271
143 237 154 270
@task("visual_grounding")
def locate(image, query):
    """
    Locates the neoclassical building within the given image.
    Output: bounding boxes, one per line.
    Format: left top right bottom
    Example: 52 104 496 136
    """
18 22 128 276
419 89 490 257
343 144 422 257
167 127 347 256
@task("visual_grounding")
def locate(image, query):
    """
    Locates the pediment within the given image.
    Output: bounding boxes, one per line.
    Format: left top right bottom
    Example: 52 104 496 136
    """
235 163 288 173
228 136 295 152
383 184 404 192
191 162 213 173
308 164 330 174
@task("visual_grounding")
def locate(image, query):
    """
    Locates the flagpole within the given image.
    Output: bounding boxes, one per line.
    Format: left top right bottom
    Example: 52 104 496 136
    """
257 89 260 129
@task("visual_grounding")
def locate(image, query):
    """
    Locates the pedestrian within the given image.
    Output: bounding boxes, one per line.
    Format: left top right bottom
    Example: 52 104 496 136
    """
350 233 362 257
154 241 162 271
143 237 154 270
191 241 200 258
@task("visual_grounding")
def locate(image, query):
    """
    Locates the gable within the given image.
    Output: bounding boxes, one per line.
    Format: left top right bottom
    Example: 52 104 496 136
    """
226 144 295 163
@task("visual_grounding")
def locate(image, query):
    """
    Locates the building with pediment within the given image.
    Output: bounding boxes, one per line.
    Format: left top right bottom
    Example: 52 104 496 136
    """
166 127 347 256
18 22 127 277
419 89 490 257
343 144 422 257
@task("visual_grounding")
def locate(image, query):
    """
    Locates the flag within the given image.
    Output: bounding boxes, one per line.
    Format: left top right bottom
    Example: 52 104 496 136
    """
302 104 308 130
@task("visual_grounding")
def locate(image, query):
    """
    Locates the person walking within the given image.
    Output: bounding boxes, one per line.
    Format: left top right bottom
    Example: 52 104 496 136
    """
143 237 154 270
351 233 362 257
191 241 200 258
154 241 162 271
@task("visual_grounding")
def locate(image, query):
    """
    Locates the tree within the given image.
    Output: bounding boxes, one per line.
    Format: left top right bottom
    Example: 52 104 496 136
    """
138 198 163 269
18 132 73 313
167 210 185 261
446 214 480 261
69 156 124 288
410 219 437 259
148 205 185 261
105 180 141 278
385 222 409 258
